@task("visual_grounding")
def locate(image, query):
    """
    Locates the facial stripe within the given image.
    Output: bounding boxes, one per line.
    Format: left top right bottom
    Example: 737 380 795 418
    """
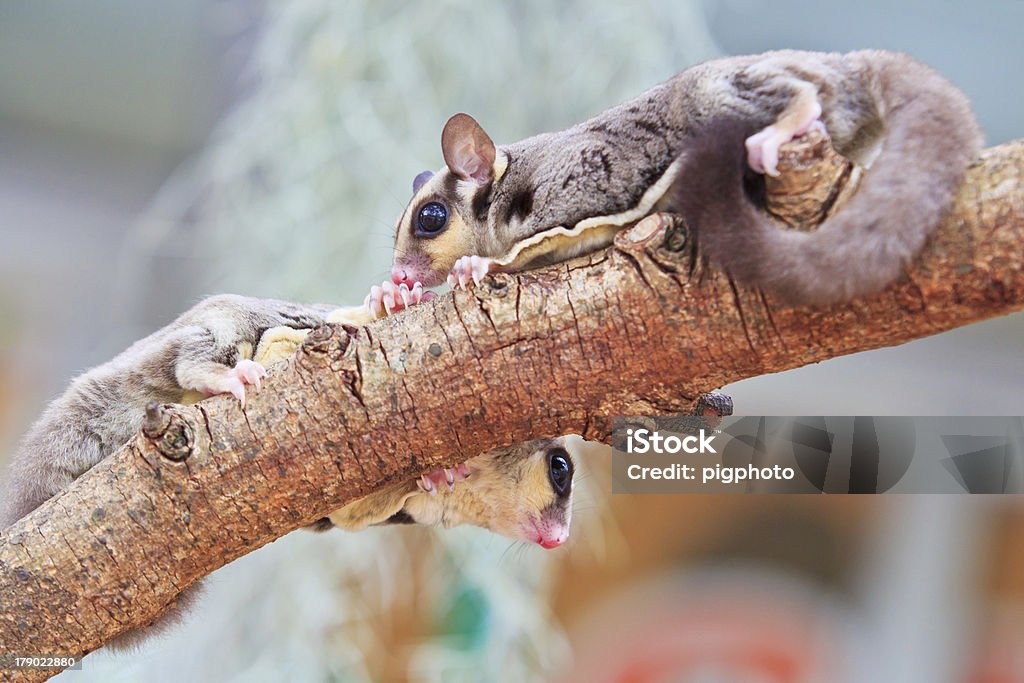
442 172 459 197
471 181 493 224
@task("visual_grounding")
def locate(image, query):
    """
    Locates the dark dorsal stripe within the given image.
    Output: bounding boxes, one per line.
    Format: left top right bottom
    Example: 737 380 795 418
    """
308 517 335 532
383 509 416 525
507 189 534 223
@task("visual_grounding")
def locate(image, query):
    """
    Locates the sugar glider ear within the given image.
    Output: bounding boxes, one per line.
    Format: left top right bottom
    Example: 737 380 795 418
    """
441 113 497 185
412 170 434 194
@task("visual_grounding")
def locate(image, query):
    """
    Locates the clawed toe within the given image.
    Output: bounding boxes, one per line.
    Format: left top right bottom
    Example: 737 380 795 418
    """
416 464 472 495
366 280 432 319
447 255 496 289
234 359 266 389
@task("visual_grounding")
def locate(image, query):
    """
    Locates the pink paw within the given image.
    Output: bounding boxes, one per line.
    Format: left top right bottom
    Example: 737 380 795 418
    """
447 255 496 289
201 359 267 406
745 125 782 176
746 117 826 177
234 359 266 389
365 280 434 318
416 463 472 496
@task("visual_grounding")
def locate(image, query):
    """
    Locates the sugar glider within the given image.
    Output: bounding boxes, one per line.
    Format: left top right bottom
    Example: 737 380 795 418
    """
319 437 575 549
376 49 981 308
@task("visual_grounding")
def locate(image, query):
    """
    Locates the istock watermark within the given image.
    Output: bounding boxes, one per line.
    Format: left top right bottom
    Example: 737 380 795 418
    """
625 427 718 454
611 416 1024 494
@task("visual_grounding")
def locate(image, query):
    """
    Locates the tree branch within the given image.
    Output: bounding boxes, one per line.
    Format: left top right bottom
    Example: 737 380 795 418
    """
2 136 1021 680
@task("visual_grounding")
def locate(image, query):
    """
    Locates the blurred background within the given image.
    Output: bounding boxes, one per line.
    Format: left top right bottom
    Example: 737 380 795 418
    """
1 0 1022 680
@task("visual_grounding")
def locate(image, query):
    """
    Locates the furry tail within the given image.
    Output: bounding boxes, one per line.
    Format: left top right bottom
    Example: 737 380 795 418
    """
105 583 206 652
677 56 982 306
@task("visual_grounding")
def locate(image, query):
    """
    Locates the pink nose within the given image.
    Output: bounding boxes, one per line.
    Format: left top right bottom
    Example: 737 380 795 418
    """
538 537 564 550
391 266 412 286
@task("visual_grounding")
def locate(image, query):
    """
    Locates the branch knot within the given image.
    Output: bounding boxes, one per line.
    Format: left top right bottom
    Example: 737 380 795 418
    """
143 403 194 462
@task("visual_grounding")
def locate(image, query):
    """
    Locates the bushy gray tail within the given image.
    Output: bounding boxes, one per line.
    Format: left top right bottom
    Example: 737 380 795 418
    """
676 58 982 306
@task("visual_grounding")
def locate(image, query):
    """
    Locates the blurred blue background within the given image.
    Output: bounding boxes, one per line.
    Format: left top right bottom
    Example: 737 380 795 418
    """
1 1 1022 681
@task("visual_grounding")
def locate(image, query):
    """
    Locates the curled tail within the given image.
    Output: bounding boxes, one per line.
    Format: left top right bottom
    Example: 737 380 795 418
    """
677 56 982 306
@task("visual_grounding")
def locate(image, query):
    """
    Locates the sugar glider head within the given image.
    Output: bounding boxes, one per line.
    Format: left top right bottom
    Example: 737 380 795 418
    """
391 113 510 288
402 437 576 549
472 437 575 549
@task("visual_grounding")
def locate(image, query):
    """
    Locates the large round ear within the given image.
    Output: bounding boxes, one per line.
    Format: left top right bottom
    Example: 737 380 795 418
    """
441 113 496 185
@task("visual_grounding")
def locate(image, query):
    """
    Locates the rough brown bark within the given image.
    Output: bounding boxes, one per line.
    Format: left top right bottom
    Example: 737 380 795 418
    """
1 137 1022 680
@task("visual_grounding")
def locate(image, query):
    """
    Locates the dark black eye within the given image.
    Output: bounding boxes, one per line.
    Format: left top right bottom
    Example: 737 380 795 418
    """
547 448 573 496
416 201 449 235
